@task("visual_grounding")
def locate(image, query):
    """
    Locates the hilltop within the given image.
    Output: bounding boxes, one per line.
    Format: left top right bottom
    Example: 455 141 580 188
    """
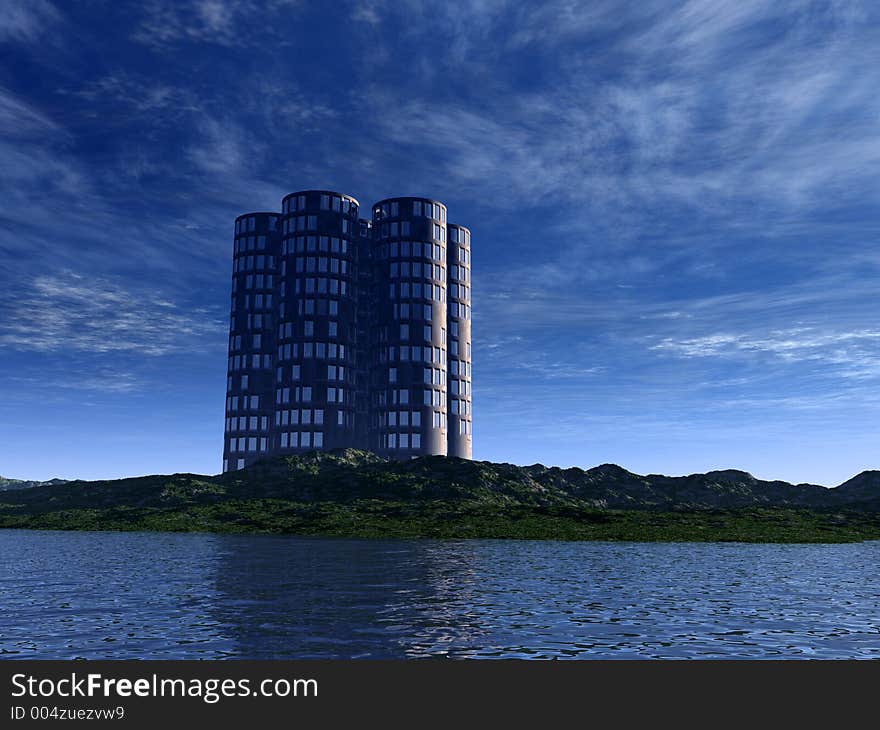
0 476 69 491
1 450 879 542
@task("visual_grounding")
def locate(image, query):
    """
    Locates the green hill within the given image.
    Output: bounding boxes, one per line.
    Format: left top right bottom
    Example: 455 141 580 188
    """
1 450 879 542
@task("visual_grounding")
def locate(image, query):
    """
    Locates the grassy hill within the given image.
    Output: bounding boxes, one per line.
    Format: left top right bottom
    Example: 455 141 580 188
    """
1 450 879 542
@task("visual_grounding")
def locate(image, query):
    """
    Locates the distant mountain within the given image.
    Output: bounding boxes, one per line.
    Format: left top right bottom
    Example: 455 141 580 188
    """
1 451 879 542
0 476 69 491
834 471 880 505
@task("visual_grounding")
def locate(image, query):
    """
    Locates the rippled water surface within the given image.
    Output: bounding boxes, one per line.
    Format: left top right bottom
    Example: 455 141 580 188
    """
2 530 879 659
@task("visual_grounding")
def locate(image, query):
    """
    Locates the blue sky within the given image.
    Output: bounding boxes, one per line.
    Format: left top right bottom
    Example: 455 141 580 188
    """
1 1 879 485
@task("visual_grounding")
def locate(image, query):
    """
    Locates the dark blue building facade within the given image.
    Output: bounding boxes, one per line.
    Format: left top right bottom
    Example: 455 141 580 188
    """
223 190 472 471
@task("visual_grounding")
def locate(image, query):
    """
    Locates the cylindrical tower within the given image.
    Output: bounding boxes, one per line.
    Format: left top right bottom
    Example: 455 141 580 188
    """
223 212 280 472
274 190 360 453
446 224 472 458
370 197 448 458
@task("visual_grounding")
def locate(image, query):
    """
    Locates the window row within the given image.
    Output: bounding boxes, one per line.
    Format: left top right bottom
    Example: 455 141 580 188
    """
228 436 268 453
280 431 324 448
450 399 471 416
228 354 272 371
449 301 472 320
421 367 446 386
234 216 277 235
458 419 472 435
448 264 470 282
233 255 275 274
376 389 411 405
449 359 472 377
373 200 446 222
226 395 260 412
376 410 422 427
231 293 273 311
281 215 354 235
376 221 448 242
225 415 270 433
282 235 351 256
424 390 444 408
321 194 356 213
392 302 442 324
228 333 264 352
275 408 325 426
283 194 357 215
448 282 471 301
280 275 350 297
450 379 471 396
278 319 341 339
377 344 446 366
376 240 445 261
388 281 446 302
382 432 422 450
234 235 269 254
377 220 411 239
412 200 445 221
275 386 349 405
292 298 340 317
277 408 351 429
276 364 301 381
389 261 445 280
449 339 472 358
276 341 349 362
398 323 438 343
232 274 274 293
229 312 271 333
293 256 351 275
449 228 470 245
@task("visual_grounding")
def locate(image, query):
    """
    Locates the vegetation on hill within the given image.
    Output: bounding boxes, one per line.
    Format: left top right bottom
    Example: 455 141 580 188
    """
1 450 878 542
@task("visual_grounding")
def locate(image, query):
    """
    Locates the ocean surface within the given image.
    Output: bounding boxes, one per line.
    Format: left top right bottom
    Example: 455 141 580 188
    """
1 530 879 659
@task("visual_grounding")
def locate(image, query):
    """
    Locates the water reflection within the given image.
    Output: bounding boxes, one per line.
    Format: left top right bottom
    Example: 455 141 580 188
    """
209 537 490 658
1 530 879 659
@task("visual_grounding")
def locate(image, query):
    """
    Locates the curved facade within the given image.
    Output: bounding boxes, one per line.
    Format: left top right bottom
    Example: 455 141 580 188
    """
446 224 472 458
274 190 361 453
223 212 280 472
222 189 471 470
370 197 448 457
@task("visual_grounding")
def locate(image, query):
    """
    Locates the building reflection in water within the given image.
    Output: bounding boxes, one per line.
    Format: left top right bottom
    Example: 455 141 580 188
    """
209 536 488 658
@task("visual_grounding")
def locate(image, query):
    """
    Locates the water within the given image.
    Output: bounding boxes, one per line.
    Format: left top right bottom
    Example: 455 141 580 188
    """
1 529 879 659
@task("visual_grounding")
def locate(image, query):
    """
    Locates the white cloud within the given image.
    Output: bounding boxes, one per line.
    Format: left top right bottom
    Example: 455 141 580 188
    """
0 0 60 44
651 328 880 379
133 0 302 48
0 272 225 356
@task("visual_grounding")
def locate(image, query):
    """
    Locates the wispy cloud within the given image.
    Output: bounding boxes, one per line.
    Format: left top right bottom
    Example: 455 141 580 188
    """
0 272 225 356
0 0 60 44
356 1 880 221
132 0 301 48
651 328 880 380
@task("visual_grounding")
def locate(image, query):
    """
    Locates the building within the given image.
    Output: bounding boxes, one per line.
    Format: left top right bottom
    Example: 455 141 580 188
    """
222 190 472 471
